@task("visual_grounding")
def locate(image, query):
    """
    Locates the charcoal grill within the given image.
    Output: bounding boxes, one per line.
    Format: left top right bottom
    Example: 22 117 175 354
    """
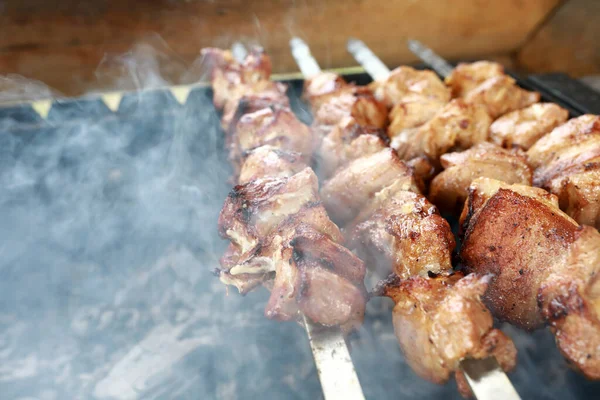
1 44 600 399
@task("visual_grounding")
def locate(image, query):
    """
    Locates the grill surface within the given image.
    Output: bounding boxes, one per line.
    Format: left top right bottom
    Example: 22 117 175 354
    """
1 74 599 399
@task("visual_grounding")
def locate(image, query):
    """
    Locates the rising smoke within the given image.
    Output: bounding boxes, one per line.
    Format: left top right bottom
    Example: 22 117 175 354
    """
0 38 597 400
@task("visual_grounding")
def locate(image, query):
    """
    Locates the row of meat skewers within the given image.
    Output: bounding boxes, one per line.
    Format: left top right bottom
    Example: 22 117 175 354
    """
203 39 600 397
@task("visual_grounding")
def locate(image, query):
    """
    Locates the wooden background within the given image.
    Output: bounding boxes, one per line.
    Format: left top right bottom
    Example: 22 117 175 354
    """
0 0 598 96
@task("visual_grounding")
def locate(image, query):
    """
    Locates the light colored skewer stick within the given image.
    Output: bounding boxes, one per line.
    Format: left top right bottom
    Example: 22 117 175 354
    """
289 37 322 79
288 37 366 400
346 38 391 81
346 37 522 400
461 358 522 400
231 41 248 63
407 39 454 79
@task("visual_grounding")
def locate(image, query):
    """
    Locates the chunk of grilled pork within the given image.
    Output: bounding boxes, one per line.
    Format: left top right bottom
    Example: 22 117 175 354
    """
460 178 600 379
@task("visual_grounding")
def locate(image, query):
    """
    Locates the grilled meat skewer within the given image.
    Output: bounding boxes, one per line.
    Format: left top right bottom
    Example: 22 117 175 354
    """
460 177 600 379
204 47 367 331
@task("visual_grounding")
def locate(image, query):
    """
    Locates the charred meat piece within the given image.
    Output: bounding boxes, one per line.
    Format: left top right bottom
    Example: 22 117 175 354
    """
528 115 600 228
222 89 290 132
320 148 419 224
392 99 491 163
379 273 517 398
238 146 308 185
460 178 600 378
347 190 455 279
430 142 532 213
217 168 366 329
228 105 314 176
490 103 569 150
369 66 451 108
464 75 540 119
445 61 505 98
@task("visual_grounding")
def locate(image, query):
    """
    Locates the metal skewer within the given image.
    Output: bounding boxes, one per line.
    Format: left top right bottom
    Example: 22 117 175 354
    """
407 39 454 78
347 37 521 400
286 37 366 400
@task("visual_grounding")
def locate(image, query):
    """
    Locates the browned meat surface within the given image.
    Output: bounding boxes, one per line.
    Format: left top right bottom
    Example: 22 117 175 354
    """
490 103 569 150
347 190 455 278
319 121 387 178
392 99 491 162
303 71 355 111
201 47 287 120
379 273 517 398
460 178 600 378
387 96 447 139
464 75 540 119
228 105 314 176
221 89 290 132
430 143 532 213
528 115 600 228
445 61 505 98
217 168 366 329
238 146 308 185
320 148 419 224
369 66 451 108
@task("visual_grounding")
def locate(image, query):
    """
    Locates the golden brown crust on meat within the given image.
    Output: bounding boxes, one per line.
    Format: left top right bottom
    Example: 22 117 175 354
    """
445 61 505 98
347 190 454 279
527 115 600 228
490 103 569 150
392 99 491 162
370 66 451 108
460 188 579 329
380 273 517 395
430 143 532 213
464 75 540 119
537 226 600 379
218 168 366 329
229 105 314 175
238 146 308 185
320 148 418 224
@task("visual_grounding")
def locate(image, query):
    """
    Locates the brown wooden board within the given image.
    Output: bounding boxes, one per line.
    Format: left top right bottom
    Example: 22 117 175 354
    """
1 0 560 95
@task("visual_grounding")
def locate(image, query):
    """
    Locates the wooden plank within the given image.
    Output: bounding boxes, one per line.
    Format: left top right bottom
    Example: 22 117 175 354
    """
0 0 560 96
517 0 600 77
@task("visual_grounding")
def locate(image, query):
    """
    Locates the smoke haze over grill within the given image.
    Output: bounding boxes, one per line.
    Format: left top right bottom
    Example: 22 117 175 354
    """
0 38 599 399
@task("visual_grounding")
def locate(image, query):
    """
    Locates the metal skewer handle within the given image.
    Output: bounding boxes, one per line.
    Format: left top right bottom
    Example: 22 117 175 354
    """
290 37 324 78
461 357 522 400
407 39 454 78
346 38 391 81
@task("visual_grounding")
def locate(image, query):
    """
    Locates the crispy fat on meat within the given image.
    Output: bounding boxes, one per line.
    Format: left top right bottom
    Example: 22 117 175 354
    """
379 273 517 398
528 115 600 228
445 61 505 98
369 66 451 108
320 148 419 224
460 178 600 378
430 143 532 213
229 105 314 175
464 75 540 119
347 190 455 279
490 103 569 150
392 99 491 162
